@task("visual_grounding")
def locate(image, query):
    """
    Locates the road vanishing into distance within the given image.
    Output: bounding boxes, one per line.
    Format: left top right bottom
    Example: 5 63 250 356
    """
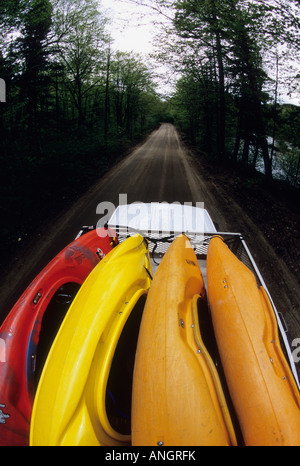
0 123 227 316
1 123 300 384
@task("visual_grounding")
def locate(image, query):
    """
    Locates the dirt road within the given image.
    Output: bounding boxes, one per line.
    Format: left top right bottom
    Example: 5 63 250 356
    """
1 123 300 376
0 124 225 316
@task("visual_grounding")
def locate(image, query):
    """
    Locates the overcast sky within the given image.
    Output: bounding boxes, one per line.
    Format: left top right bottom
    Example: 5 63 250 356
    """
100 0 175 95
100 0 158 55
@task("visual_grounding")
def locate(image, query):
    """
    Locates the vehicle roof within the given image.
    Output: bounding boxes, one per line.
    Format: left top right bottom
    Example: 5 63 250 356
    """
108 202 217 234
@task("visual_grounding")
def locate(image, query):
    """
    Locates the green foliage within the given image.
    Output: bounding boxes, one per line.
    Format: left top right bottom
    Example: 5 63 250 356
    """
0 0 166 266
160 0 300 182
276 145 300 187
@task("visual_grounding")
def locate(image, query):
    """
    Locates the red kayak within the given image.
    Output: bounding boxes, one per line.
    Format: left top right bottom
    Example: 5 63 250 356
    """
0 227 117 446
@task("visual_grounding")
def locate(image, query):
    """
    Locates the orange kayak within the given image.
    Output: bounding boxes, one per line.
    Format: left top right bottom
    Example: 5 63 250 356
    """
207 236 300 446
132 235 237 446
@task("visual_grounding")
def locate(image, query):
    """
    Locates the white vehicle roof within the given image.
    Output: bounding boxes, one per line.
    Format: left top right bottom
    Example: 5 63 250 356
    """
108 202 217 234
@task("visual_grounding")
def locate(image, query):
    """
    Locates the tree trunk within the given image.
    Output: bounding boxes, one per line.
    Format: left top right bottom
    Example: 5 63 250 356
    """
259 136 272 179
242 134 250 168
233 111 242 162
104 49 111 163
215 29 226 160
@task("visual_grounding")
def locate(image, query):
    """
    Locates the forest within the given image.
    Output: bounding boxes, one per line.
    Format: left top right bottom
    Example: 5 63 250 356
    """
0 0 170 263
0 0 300 266
157 0 300 184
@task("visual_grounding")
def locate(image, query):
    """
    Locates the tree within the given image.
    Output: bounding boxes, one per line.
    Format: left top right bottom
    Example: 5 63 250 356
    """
224 1 272 176
17 0 53 145
110 52 156 137
51 0 109 130
172 0 227 160
225 0 299 177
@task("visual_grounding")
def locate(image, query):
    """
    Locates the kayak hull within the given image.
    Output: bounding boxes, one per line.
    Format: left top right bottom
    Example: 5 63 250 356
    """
207 236 300 446
30 234 152 446
0 228 116 446
132 235 237 446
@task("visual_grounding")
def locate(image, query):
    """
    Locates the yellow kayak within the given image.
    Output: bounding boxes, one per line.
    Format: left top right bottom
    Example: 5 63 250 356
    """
207 236 300 446
30 234 152 446
132 235 237 446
